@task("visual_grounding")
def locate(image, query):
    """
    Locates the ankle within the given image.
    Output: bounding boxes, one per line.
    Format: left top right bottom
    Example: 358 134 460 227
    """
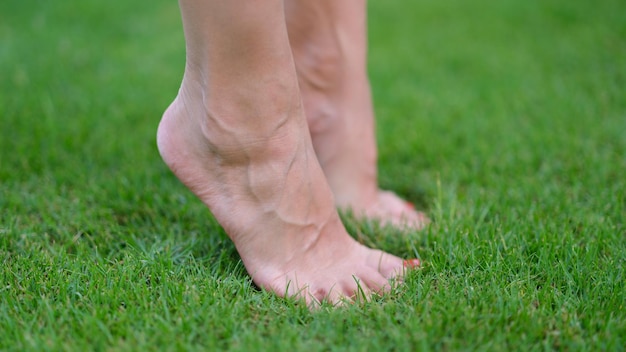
178 74 305 150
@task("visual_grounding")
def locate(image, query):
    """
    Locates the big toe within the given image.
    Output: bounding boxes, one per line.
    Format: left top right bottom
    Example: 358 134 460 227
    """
364 247 405 279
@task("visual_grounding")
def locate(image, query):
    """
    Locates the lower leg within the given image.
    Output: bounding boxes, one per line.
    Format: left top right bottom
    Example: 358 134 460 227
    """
285 0 428 229
158 0 409 305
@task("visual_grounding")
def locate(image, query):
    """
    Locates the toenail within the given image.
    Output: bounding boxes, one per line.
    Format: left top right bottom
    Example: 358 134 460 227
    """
403 258 421 269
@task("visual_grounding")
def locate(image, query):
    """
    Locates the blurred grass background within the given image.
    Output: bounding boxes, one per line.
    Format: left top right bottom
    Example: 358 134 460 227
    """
1 0 625 350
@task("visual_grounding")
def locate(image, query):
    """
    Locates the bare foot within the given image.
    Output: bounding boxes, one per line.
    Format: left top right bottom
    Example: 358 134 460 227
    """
285 0 429 231
157 87 409 306
159 0 417 306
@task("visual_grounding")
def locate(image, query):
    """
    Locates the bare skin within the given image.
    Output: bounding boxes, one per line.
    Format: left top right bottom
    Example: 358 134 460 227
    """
285 0 429 229
157 0 415 305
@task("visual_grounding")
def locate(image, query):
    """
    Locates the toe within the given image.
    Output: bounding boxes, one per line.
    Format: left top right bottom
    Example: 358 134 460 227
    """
365 248 405 280
326 289 355 306
403 258 422 269
358 269 392 296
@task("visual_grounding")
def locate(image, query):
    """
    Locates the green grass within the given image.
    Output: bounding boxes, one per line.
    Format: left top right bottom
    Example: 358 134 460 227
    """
1 0 624 350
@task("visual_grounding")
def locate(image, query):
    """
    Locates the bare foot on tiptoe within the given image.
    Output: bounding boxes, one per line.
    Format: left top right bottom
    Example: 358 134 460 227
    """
285 0 429 231
159 0 420 307
157 83 416 306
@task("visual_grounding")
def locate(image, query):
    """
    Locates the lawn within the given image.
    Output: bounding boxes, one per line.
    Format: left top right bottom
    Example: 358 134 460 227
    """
1 0 624 350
